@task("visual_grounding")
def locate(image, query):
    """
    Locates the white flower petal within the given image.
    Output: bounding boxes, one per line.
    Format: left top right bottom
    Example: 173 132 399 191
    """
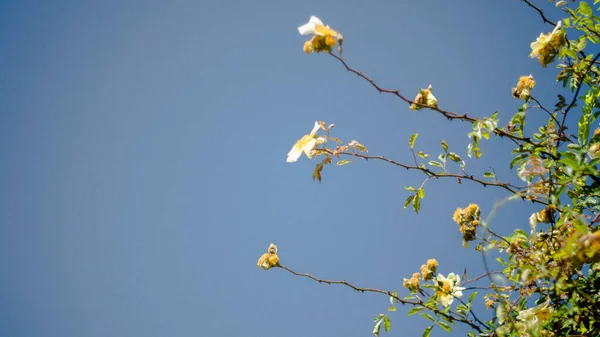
298 22 316 35
553 20 562 33
309 16 324 27
310 121 320 137
302 139 317 158
287 146 302 163
298 16 325 35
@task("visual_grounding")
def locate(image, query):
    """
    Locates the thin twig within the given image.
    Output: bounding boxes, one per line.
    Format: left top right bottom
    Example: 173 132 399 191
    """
560 52 600 131
521 0 556 25
327 53 532 146
277 264 485 333
321 149 550 206
529 96 560 125
463 271 504 285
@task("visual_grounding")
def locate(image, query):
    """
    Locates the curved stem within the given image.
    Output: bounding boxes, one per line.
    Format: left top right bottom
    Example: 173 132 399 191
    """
277 264 485 333
322 149 550 206
327 52 532 146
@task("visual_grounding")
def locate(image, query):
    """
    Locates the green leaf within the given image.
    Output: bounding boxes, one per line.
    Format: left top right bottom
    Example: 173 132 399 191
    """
578 113 590 146
383 316 391 332
483 171 495 178
420 313 435 322
428 161 443 168
560 152 580 169
416 151 429 158
417 187 425 199
404 186 416 192
373 319 383 337
337 159 351 166
388 306 396 312
580 1 592 16
390 291 397 305
409 133 419 149
437 321 452 333
422 326 433 337
510 153 528 169
468 291 477 303
408 307 425 316
413 194 421 214
441 140 448 152
404 195 415 209
448 152 461 162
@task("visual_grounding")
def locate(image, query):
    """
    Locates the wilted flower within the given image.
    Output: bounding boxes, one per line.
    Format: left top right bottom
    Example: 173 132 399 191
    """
410 85 438 110
403 272 421 293
518 157 549 181
589 143 600 160
434 273 465 307
576 230 600 264
530 21 566 67
420 258 438 280
452 204 481 247
512 75 536 100
286 121 325 162
298 16 343 54
257 243 280 270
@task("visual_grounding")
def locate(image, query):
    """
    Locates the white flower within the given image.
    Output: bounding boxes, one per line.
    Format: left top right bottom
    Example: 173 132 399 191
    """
435 273 466 307
517 301 553 334
530 21 562 57
298 16 342 39
529 213 539 241
286 121 324 163
298 16 323 35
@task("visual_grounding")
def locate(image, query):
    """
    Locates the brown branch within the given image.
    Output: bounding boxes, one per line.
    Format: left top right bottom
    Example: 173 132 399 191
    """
277 264 485 333
279 265 409 302
327 53 533 145
322 149 550 206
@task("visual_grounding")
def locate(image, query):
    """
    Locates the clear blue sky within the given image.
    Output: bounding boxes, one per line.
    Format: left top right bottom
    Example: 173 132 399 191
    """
0 1 571 336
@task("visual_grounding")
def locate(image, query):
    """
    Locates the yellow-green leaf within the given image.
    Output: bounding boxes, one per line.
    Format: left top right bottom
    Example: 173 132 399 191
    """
408 307 425 316
337 159 351 166
437 321 452 333
422 326 433 337
416 151 429 158
417 187 425 199
441 140 448 152
413 195 421 214
404 195 415 209
349 140 368 152
448 152 461 162
580 1 592 16
409 133 419 149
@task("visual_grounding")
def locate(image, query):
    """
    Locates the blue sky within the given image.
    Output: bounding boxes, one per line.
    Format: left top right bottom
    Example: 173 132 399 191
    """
0 1 573 336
